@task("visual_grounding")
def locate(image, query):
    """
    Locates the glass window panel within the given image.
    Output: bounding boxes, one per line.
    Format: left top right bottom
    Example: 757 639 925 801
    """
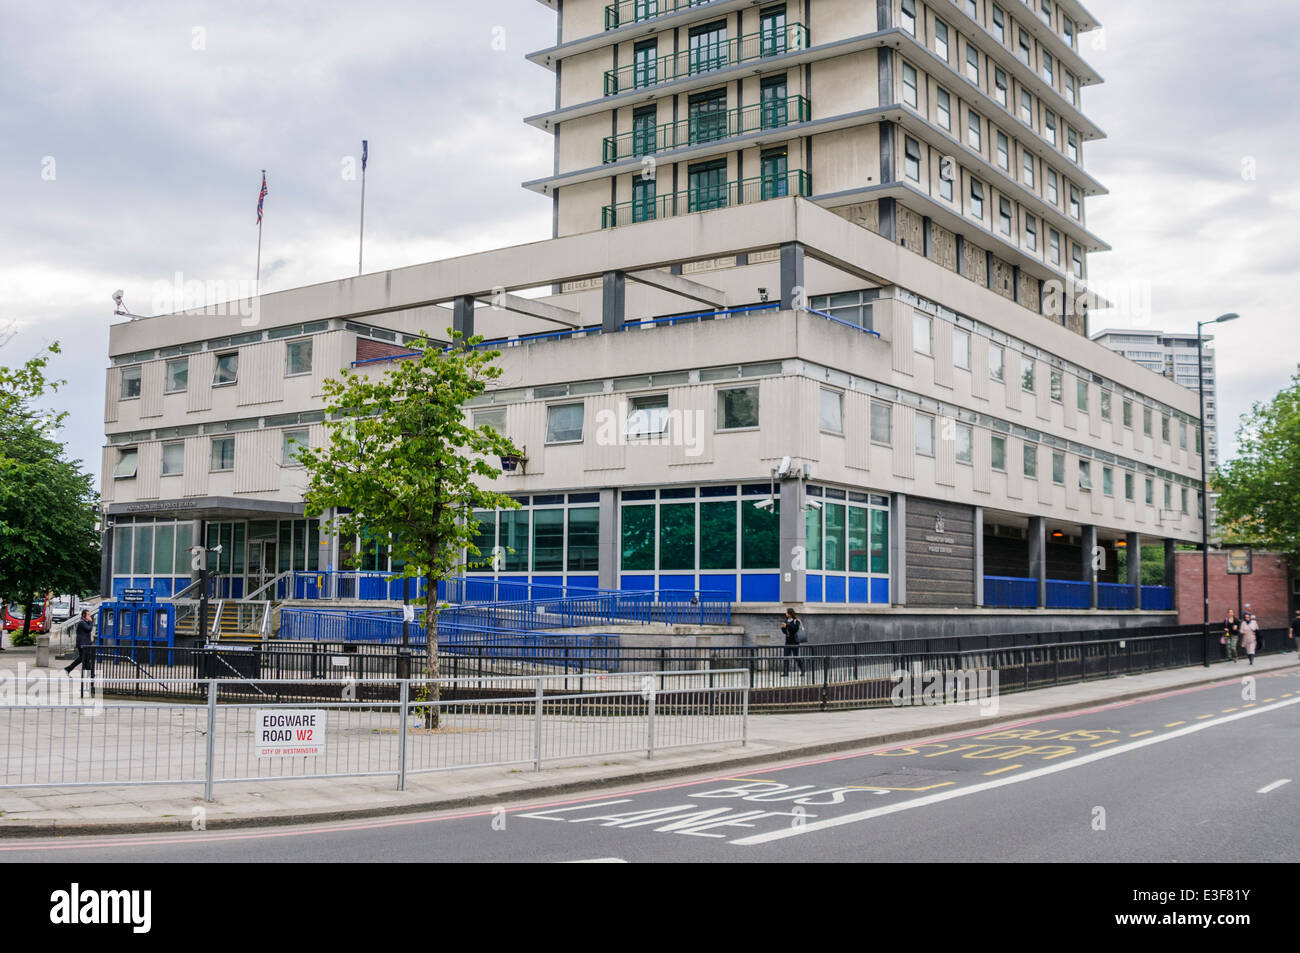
658 503 696 571
132 525 153 575
824 503 846 572
717 386 759 429
113 526 133 574
741 499 779 569
164 359 188 394
567 507 600 572
546 403 585 443
820 389 843 433
162 442 185 476
621 505 656 571
700 501 737 570
870 509 889 574
175 523 193 574
280 522 294 572
307 520 321 571
285 339 313 376
213 352 239 385
804 506 822 571
501 510 531 572
153 525 174 576
871 402 892 445
848 506 868 573
470 510 496 570
533 509 565 572
232 523 246 574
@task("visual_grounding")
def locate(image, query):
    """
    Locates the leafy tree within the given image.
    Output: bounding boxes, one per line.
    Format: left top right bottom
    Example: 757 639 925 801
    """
0 344 101 645
1214 366 1300 562
300 331 521 724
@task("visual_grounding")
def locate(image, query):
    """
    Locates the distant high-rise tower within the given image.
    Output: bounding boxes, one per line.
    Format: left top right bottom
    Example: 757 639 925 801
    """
525 0 1109 334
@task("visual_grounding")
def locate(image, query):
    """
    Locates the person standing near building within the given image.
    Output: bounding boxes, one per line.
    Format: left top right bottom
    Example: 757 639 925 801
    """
1223 609 1241 662
65 609 95 678
781 608 806 677
1241 611 1258 665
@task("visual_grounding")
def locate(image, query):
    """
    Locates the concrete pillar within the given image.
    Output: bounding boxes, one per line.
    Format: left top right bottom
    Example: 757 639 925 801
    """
598 488 618 591
1164 537 1176 602
99 523 114 599
1127 532 1142 610
451 294 475 341
973 506 984 607
1081 524 1098 609
890 493 907 606
602 270 626 332
1029 515 1047 608
779 242 805 311
779 479 806 605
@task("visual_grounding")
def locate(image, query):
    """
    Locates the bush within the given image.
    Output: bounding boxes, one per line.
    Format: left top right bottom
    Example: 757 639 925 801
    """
8 630 37 647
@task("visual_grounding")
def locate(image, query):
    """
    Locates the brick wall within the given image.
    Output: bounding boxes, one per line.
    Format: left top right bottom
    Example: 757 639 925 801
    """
355 338 417 364
1174 551 1293 629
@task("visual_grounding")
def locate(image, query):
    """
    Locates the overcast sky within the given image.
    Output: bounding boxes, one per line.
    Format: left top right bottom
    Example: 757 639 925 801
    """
3 0 1297 477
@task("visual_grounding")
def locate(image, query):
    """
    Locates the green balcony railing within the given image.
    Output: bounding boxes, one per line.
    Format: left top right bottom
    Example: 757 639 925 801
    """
601 169 811 229
602 95 809 163
604 22 809 97
605 0 717 31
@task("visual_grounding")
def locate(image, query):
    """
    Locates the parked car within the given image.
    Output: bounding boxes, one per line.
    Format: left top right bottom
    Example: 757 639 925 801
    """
49 595 76 623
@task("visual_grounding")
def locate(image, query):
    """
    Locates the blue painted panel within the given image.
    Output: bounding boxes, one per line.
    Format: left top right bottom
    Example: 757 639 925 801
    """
870 577 890 604
848 577 872 603
657 575 697 597
824 575 846 603
153 578 174 597
740 573 780 602
131 577 152 590
112 577 131 597
495 576 531 602
567 576 600 592
804 574 822 603
698 574 736 601
531 576 565 599
619 574 656 591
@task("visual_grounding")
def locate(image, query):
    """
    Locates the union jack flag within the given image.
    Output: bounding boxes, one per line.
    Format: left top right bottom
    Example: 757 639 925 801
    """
256 171 268 225
362 140 368 172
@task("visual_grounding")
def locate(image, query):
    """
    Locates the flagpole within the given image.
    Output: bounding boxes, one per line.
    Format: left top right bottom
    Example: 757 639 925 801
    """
256 168 265 287
358 148 367 276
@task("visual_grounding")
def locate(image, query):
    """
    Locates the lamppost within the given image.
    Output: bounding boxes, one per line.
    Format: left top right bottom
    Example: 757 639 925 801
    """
1198 312 1238 665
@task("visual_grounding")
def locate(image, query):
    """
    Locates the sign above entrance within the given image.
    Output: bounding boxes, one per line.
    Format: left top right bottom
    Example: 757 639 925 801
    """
1225 547 1253 575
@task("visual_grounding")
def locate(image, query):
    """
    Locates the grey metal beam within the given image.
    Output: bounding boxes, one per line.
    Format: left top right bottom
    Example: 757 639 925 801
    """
452 294 475 340
1127 532 1142 610
476 292 581 328
625 268 727 308
973 506 984 607
780 242 805 311
1029 515 1047 609
1082 524 1098 609
779 479 806 605
602 270 626 332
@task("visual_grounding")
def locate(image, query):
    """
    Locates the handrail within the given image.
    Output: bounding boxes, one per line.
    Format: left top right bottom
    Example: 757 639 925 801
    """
245 570 293 602
602 169 812 228
603 22 809 96
209 601 224 638
602 95 810 163
604 0 723 30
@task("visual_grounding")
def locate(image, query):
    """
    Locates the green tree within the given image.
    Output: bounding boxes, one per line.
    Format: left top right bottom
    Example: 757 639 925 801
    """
300 332 521 724
1214 366 1300 562
0 344 101 645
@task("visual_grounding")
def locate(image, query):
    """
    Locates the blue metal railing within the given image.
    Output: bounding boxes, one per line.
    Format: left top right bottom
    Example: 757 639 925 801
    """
1098 582 1136 610
983 576 1037 608
985 577 1171 611
1141 585 1174 611
805 307 883 338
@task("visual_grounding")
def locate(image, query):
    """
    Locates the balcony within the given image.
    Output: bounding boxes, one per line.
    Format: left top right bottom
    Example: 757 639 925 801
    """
605 0 720 31
601 169 810 228
602 95 809 163
604 22 808 97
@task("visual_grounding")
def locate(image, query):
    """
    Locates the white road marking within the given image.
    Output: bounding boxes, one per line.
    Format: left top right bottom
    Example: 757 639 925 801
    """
1257 779 1292 794
564 858 628 863
731 696 1300 846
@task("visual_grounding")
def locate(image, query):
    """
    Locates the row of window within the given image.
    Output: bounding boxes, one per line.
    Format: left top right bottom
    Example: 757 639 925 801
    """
112 429 310 480
118 339 313 400
616 6 792 94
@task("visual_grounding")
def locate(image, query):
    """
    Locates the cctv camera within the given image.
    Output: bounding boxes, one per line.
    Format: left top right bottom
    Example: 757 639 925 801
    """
777 455 792 478
805 499 823 511
753 498 774 511
212 545 223 555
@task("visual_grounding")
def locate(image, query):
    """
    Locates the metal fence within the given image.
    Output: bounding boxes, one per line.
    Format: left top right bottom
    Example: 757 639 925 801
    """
0 671 749 799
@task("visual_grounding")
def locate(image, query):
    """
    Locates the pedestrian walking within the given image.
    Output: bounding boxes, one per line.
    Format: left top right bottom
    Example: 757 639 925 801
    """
65 609 95 683
780 607 806 676
1223 609 1241 662
1241 611 1258 665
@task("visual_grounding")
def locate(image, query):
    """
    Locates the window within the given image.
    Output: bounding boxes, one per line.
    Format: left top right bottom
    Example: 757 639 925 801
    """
913 312 933 356
1050 368 1063 402
991 435 1006 471
871 401 892 445
915 413 935 457
688 159 728 211
935 20 950 60
632 176 656 223
1103 467 1113 496
1023 442 1038 478
1145 477 1154 505
1047 168 1059 205
1181 486 1189 513
954 328 971 369
998 197 1012 235
904 136 922 182
1025 213 1038 250
1039 0 1053 24
1164 482 1173 509
1021 356 1035 392
1065 71 1077 104
1180 421 1188 449
162 442 184 477
114 447 138 479
965 0 978 18
1022 151 1035 187
1069 184 1082 219
1123 399 1134 428
994 68 1008 107
473 407 507 433
1072 243 1084 278
716 386 759 430
1018 27 1031 65
688 88 728 144
1076 378 1089 411
1048 228 1062 265
965 44 980 84
937 87 952 129
633 40 658 89
210 436 235 472
820 388 844 434
285 339 313 376
939 169 954 202
568 508 600 571
282 428 309 466
967 110 982 150
996 131 1009 169
546 403 585 443
213 351 239 386
759 6 787 56
1020 89 1033 124
1042 50 1054 86
1045 110 1057 147
1161 415 1171 442
1125 472 1134 500
626 394 669 437
989 344 1005 381
760 149 789 199
632 106 657 155
1067 128 1079 164
955 423 973 464
992 4 1005 43
1063 17 1075 46
1078 460 1092 490
689 21 728 74
969 178 985 219
902 62 919 108
901 0 917 35
1101 390 1112 420
164 359 188 394
119 365 142 400
1052 451 1065 485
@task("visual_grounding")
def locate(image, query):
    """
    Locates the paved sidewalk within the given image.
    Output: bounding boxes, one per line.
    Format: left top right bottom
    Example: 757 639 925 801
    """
0 645 1296 836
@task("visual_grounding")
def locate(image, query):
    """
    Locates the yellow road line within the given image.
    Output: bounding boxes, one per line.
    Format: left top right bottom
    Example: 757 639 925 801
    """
722 777 956 793
1263 698 1276 703
1165 721 1186 727
1196 714 1215 720
1221 708 1239 713
1129 730 1154 737
984 764 1023 776
1091 739 1120 747
1243 703 1257 708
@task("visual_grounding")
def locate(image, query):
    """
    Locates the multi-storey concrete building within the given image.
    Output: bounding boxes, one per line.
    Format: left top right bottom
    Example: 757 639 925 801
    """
1091 328 1219 470
98 1 1204 640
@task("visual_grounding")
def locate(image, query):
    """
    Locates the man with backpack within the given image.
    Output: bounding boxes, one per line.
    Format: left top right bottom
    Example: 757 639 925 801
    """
781 608 806 676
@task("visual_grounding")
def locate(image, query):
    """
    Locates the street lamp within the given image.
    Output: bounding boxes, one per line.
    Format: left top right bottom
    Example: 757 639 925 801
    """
1198 312 1238 666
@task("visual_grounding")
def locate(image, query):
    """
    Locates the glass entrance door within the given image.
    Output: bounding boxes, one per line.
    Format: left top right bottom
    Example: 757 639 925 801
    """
247 540 277 595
